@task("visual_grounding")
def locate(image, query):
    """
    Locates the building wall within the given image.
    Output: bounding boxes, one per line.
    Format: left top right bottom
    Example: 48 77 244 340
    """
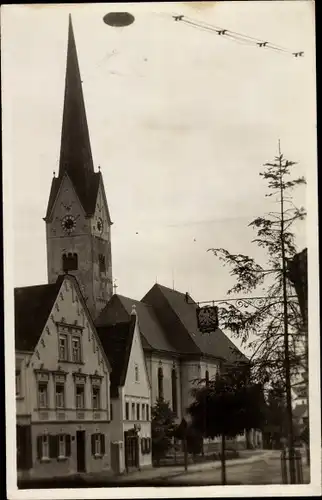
90 180 113 319
25 276 110 425
180 358 219 418
46 174 112 319
16 352 32 416
124 318 151 399
122 316 152 468
16 275 112 476
147 354 181 420
109 398 123 442
29 421 110 478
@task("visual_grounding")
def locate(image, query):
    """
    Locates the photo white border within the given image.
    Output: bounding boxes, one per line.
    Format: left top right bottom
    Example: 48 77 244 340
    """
2 2 321 498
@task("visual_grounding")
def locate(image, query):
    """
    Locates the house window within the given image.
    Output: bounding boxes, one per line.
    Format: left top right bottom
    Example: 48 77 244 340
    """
41 435 49 459
205 370 210 387
135 364 139 382
75 385 85 409
146 405 150 421
58 434 66 458
92 386 100 410
158 367 164 400
172 368 178 416
142 403 145 420
136 403 140 421
91 433 105 457
125 402 129 420
72 337 81 363
132 403 135 420
55 383 65 408
38 383 48 408
95 434 101 455
59 335 68 361
99 254 106 273
16 370 21 396
62 252 78 272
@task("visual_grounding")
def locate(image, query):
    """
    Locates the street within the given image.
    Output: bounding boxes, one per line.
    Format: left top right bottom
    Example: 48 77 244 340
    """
164 450 310 486
18 450 311 488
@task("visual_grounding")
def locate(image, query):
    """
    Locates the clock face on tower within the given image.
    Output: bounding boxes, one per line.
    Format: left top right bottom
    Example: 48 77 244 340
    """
61 215 77 234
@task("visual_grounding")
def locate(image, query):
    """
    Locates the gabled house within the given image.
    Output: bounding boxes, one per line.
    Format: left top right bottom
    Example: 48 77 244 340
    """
15 274 112 479
97 307 152 473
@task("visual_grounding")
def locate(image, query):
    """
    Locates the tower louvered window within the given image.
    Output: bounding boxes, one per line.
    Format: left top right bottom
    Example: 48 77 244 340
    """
62 252 78 272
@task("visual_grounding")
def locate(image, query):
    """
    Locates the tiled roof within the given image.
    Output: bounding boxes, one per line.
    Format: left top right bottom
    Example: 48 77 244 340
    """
96 317 136 398
117 296 176 353
98 284 247 364
15 278 64 351
143 284 248 363
96 295 175 352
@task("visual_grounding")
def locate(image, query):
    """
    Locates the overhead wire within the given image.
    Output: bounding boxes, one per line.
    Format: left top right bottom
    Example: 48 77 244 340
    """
172 14 304 57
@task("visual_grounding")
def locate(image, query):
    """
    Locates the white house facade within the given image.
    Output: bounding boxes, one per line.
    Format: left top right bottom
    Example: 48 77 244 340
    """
97 309 152 473
15 274 112 479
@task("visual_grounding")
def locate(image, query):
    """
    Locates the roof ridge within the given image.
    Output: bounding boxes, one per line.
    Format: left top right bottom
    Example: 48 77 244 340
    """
15 282 57 292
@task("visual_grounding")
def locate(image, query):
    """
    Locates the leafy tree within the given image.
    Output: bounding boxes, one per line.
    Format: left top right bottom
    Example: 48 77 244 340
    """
262 381 288 449
151 398 176 465
208 149 306 387
188 364 266 484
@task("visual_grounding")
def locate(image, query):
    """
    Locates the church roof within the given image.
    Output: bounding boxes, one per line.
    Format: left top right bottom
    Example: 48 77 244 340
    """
96 316 136 398
97 285 247 364
143 284 248 364
44 16 105 221
96 294 175 353
15 278 64 351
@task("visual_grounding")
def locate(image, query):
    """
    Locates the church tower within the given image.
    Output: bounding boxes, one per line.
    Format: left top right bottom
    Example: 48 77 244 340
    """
44 16 113 320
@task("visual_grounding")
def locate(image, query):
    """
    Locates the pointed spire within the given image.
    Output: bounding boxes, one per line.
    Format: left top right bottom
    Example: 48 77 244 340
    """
59 15 94 184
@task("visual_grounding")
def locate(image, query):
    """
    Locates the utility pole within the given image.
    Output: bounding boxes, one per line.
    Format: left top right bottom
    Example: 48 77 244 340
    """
279 140 296 483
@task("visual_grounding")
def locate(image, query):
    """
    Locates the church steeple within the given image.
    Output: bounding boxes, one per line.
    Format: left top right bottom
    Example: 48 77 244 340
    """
45 15 101 220
45 15 113 320
60 15 94 176
59 15 94 201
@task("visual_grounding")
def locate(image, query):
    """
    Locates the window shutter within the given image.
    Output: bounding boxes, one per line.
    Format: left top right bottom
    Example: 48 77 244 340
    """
100 433 105 455
91 434 95 455
26 426 33 469
65 434 71 457
147 438 151 453
37 435 42 459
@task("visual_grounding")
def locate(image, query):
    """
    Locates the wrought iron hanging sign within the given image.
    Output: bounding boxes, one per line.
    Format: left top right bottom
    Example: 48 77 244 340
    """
196 305 219 333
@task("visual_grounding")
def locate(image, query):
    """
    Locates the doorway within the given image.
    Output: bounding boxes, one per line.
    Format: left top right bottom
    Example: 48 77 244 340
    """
124 430 139 470
16 425 32 471
76 430 86 473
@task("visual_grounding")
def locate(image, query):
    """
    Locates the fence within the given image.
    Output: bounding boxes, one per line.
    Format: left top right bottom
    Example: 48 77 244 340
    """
281 449 303 484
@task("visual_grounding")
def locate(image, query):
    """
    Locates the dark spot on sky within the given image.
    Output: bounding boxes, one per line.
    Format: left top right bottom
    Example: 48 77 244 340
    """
103 12 135 27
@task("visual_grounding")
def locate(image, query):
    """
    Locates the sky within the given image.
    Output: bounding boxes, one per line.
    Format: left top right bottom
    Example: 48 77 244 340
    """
2 1 316 317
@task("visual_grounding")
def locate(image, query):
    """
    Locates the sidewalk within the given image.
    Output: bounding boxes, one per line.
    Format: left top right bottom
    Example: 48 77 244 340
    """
85 449 271 484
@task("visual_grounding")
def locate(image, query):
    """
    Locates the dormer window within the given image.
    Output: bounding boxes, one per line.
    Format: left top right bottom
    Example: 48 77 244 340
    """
62 252 78 272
